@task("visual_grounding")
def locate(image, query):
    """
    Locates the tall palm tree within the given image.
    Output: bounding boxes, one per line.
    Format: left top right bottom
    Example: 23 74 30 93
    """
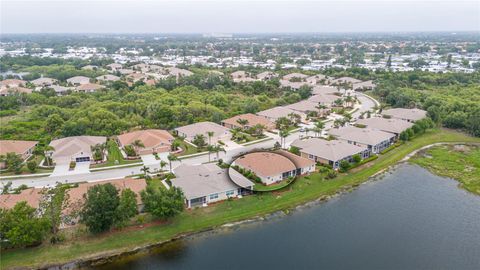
159 160 167 172
206 145 215 162
43 145 55 166
279 129 289 149
167 154 179 173
213 145 226 160
313 121 324 137
140 166 150 176
207 131 214 145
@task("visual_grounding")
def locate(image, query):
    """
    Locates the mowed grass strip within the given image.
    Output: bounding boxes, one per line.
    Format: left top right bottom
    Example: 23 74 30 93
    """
2 129 479 269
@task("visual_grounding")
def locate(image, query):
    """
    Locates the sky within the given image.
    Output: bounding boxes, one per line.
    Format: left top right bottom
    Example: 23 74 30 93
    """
1 0 479 34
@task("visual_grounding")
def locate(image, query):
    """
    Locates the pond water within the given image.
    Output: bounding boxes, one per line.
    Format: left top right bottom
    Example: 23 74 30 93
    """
91 164 480 270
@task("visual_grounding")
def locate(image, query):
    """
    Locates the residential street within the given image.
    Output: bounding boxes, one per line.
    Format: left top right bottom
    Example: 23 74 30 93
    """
0 92 379 189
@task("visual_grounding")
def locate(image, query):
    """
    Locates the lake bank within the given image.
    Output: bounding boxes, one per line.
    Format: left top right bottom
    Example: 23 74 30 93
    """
91 163 480 270
2 129 480 269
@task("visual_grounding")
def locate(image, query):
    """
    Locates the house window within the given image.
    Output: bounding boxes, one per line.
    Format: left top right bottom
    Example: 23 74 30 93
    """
226 190 235 197
209 193 219 200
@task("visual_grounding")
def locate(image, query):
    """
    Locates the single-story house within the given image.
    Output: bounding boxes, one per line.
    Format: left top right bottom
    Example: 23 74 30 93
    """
0 140 38 169
0 188 42 209
117 129 174 155
31 77 57 87
81 65 98 70
0 87 32 96
291 138 369 170
67 178 146 213
106 63 123 71
66 76 91 86
306 74 326 85
234 152 297 185
283 73 308 81
221 113 275 131
276 150 316 175
75 83 105 93
48 85 71 95
329 126 396 154
279 79 308 90
118 69 135 75
353 80 376 91
256 106 307 123
172 163 254 208
174 121 231 145
0 79 26 88
286 100 322 114
307 94 341 107
0 179 146 217
330 77 362 85
356 117 414 136
49 136 107 164
96 74 120 82
381 108 427 123
256 71 278 81
312 86 339 95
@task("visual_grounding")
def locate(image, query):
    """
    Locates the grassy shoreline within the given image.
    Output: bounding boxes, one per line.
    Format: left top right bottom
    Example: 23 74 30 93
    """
2 129 479 269
410 144 480 195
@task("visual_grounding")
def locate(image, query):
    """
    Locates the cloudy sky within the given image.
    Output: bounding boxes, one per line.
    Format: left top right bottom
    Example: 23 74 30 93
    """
1 0 479 33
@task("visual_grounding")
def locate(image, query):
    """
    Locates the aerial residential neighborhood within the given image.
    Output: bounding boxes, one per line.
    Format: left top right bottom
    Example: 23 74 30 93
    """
1 1 479 269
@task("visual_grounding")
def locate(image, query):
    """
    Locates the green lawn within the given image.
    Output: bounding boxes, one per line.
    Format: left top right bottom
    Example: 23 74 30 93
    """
253 178 294 192
90 140 141 168
410 144 480 195
2 129 479 269
0 155 53 176
175 140 199 156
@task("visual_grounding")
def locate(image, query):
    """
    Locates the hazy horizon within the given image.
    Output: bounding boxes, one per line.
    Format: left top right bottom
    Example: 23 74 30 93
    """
1 0 479 34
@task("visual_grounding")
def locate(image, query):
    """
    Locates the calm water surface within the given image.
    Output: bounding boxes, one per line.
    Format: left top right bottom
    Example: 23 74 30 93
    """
93 164 480 270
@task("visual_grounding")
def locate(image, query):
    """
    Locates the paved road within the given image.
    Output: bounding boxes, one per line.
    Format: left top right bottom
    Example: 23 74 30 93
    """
0 91 379 189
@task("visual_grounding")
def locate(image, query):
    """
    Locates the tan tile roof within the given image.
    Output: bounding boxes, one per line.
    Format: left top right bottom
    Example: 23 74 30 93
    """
0 140 38 156
172 163 253 200
286 100 320 113
312 86 339 95
117 129 174 149
66 76 91 85
292 138 366 161
235 152 296 178
0 87 32 95
308 94 340 105
67 178 146 207
382 108 427 122
257 106 304 120
0 79 26 87
0 188 43 209
76 83 105 91
31 77 57 86
329 126 396 146
275 150 315 169
174 121 230 141
356 117 414 134
49 136 106 162
283 73 308 80
221 113 275 130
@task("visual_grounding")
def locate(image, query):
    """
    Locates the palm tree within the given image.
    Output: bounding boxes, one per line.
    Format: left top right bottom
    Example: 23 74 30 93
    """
279 129 289 149
140 166 150 176
171 140 180 151
207 131 214 145
313 121 324 137
213 145 226 160
345 95 354 108
206 145 215 162
167 154 179 172
159 160 167 172
315 103 327 118
236 118 249 130
132 139 145 155
43 145 55 166
252 124 265 136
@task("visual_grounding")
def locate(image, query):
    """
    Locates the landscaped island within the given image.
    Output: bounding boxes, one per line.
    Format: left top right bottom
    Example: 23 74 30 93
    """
1 128 479 270
410 144 480 195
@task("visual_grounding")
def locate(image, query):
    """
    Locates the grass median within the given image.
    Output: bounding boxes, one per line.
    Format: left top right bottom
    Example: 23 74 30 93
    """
2 128 479 269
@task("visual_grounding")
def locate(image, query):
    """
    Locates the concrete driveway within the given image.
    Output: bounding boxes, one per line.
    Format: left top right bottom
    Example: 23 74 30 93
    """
141 154 158 166
50 161 91 177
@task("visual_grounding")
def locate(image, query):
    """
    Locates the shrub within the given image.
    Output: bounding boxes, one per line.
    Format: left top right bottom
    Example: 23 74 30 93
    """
339 160 351 172
352 154 362 163
27 160 37 173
